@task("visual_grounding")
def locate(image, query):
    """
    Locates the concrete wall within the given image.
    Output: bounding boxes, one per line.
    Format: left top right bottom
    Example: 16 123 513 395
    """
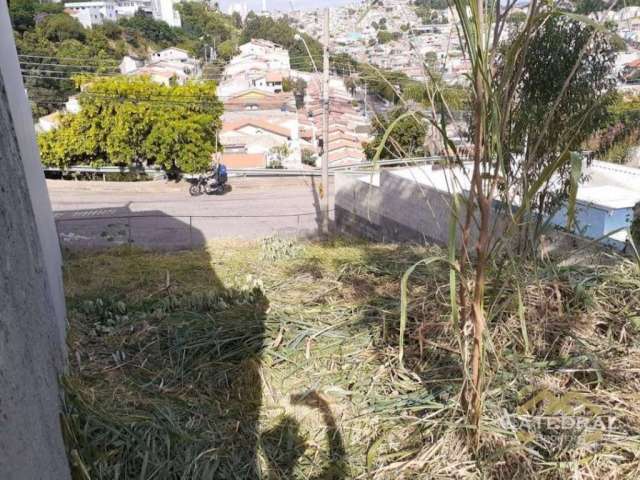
0 2 70 478
335 170 461 246
335 169 631 252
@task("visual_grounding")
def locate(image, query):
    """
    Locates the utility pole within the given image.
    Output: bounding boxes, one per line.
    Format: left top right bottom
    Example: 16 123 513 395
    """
321 7 330 235
363 82 367 117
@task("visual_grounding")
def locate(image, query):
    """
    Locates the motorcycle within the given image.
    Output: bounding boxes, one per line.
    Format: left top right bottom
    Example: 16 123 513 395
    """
189 164 229 196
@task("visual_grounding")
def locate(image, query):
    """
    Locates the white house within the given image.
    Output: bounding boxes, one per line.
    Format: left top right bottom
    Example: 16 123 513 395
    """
114 0 152 17
123 48 200 85
151 0 181 27
65 96 81 114
150 47 190 63
64 0 117 28
119 55 143 74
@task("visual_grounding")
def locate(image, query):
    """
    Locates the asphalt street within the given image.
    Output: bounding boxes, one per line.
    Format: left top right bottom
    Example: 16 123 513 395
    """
48 176 333 249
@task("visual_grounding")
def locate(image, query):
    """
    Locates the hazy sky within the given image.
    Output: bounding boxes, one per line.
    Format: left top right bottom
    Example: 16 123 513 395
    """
218 0 355 14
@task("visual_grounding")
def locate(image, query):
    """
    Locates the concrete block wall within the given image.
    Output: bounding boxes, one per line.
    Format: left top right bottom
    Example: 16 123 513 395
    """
335 170 460 246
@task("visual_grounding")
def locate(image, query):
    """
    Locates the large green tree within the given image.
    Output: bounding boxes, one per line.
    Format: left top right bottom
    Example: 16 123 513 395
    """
38 76 223 173
509 15 616 218
12 7 201 119
365 108 426 159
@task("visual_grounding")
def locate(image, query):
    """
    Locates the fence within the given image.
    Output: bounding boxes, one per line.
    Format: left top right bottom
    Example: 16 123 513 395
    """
54 210 332 250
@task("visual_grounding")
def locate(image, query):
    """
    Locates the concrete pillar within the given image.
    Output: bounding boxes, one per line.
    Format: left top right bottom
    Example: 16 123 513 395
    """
0 1 70 478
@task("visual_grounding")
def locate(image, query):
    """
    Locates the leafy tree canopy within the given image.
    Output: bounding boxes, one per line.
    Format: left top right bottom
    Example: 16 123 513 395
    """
118 12 180 45
365 108 426 159
509 15 616 215
38 76 223 173
9 0 64 32
414 0 448 9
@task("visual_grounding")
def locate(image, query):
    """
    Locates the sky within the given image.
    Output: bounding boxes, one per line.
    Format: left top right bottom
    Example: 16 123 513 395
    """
217 0 356 14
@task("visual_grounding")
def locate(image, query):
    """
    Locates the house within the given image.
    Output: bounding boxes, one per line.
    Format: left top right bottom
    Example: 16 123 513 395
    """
35 95 82 133
302 75 370 166
65 96 81 114
221 153 266 169
220 115 302 168
551 161 640 248
219 39 291 95
114 0 152 18
151 0 181 27
150 47 190 63
222 89 296 113
125 49 200 85
64 0 117 28
119 55 143 74
36 111 62 133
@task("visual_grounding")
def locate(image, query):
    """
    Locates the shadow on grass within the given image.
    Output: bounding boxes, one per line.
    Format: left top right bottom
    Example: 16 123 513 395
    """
60 212 348 479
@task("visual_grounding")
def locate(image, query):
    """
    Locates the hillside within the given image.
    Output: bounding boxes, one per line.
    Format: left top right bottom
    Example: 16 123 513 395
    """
10 1 240 118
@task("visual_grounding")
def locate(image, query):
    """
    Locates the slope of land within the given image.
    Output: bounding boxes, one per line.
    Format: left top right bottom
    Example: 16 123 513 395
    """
62 239 640 479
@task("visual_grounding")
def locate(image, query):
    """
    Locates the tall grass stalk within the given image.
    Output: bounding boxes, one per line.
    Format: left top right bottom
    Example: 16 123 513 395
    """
372 0 624 446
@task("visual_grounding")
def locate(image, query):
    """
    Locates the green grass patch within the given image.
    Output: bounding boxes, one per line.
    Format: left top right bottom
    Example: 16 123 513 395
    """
62 238 640 479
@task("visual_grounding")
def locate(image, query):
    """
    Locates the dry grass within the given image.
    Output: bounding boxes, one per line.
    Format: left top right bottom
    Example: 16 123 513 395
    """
61 238 640 479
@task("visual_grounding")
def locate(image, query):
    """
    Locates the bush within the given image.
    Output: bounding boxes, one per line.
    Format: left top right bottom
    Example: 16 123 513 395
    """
301 149 316 166
267 159 284 169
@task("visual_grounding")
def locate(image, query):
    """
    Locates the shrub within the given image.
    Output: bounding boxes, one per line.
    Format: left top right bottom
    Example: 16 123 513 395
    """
301 149 316 166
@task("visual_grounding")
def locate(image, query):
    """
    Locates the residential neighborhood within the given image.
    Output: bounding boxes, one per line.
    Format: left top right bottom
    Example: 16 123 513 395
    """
216 38 370 169
64 0 181 28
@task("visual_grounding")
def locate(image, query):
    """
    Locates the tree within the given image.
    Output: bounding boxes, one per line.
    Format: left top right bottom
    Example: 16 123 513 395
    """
574 0 607 14
9 0 64 32
9 0 37 32
177 1 237 45
506 11 527 26
377 31 400 44
38 76 223 173
232 11 243 29
424 51 438 69
371 2 621 446
267 144 290 169
217 39 237 61
301 149 316 166
38 13 86 43
509 16 616 233
118 12 179 45
364 108 426 159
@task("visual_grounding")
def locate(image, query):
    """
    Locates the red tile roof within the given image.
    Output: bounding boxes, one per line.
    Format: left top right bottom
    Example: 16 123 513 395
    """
222 117 291 138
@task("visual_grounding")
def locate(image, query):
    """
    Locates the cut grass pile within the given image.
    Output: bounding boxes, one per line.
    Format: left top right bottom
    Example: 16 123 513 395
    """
62 238 640 479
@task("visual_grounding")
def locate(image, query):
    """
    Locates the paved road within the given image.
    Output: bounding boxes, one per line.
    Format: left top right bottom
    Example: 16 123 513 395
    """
48 177 333 249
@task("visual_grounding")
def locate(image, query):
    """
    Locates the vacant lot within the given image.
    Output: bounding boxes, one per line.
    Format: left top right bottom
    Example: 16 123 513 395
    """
62 239 640 479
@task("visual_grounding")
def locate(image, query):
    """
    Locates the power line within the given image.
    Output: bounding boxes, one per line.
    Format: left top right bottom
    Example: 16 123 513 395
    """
21 73 225 82
17 54 120 64
27 92 223 108
21 69 121 76
19 61 120 71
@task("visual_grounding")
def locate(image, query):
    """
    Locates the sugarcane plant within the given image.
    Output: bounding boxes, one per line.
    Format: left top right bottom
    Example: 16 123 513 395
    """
387 0 623 446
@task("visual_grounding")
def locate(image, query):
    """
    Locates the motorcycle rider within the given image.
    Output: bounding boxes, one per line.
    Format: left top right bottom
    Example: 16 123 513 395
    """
209 160 228 191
